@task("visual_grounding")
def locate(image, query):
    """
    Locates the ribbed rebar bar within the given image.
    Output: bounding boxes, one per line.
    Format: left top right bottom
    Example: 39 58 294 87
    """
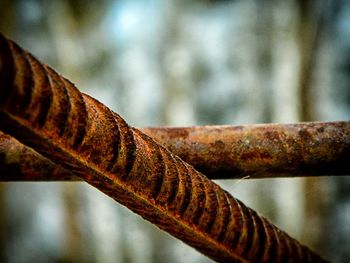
0 33 328 262
1 121 349 181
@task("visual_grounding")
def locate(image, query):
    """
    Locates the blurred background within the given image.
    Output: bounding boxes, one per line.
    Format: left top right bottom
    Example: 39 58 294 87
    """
0 0 350 262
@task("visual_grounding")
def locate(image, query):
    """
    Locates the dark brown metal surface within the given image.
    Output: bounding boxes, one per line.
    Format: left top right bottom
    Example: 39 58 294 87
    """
0 130 80 181
0 33 328 262
143 122 350 179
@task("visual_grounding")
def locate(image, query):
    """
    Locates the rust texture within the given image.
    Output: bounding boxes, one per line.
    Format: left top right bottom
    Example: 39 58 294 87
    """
143 122 350 179
0 130 78 181
1 121 349 181
0 33 328 262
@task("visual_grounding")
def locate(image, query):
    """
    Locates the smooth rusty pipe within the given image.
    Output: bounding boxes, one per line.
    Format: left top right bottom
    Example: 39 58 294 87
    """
0 33 328 262
0 131 78 181
143 122 350 179
1 121 349 181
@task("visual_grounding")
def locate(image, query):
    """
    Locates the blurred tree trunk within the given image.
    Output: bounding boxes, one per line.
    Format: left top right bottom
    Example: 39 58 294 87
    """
62 184 85 262
269 0 305 240
156 2 194 262
0 184 5 261
158 1 195 127
45 1 90 261
0 0 15 35
295 0 331 258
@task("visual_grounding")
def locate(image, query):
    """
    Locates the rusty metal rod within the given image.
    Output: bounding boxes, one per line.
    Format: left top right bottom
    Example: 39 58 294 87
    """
0 130 78 181
0 33 328 262
1 121 349 181
143 122 350 179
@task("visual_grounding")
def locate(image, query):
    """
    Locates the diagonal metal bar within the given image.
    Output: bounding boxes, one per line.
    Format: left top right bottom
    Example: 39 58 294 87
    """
0 32 328 262
1 121 349 181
